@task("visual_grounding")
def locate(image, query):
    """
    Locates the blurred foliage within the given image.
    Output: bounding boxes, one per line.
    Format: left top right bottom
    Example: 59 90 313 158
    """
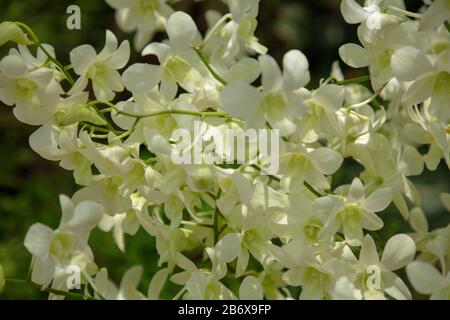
0 0 448 299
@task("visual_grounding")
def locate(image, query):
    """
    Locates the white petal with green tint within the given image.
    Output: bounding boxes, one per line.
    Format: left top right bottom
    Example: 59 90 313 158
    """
167 12 201 50
341 0 368 24
403 73 436 106
361 209 384 231
383 271 412 300
65 201 104 235
381 234 416 271
225 58 261 83
70 44 97 75
391 46 433 82
220 80 260 118
362 188 392 212
283 49 310 90
406 261 443 295
347 178 365 203
409 207 428 233
107 39 130 69
309 147 343 175
0 55 28 77
360 234 380 266
122 63 162 94
419 0 450 31
0 22 31 46
148 268 169 300
239 276 264 300
259 54 282 92
215 233 241 263
29 123 64 161
24 223 53 258
339 43 370 68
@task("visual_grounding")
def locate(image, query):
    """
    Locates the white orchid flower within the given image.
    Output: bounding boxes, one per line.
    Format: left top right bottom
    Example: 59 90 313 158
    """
0 49 60 125
341 0 405 41
105 0 174 50
407 261 450 299
69 30 130 100
24 195 103 287
316 178 392 245
220 50 310 136
342 234 416 299
280 145 343 192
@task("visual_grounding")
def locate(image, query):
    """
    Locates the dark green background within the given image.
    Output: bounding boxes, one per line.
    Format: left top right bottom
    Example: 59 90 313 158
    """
0 0 447 299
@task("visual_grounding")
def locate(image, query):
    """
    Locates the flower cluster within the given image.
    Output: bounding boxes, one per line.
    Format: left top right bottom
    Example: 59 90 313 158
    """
0 0 449 300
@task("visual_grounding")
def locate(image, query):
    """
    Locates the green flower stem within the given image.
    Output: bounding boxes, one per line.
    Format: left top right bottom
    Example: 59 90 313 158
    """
371 97 383 109
14 22 75 86
345 82 387 109
218 224 228 237
26 257 35 282
87 100 230 120
201 13 232 48
29 58 51 72
335 75 371 86
172 287 187 300
81 122 119 134
5 278 97 300
111 118 140 142
85 105 121 136
192 47 228 85
303 181 324 197
213 189 222 245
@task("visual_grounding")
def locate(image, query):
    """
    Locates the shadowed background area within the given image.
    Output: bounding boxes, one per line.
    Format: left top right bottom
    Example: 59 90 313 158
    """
0 0 448 299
